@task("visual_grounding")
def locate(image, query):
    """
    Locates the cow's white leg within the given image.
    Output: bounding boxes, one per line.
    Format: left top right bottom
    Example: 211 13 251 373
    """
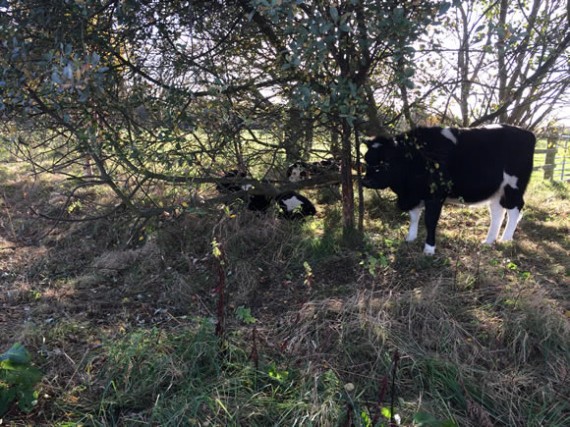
484 197 506 244
406 206 422 242
501 208 521 241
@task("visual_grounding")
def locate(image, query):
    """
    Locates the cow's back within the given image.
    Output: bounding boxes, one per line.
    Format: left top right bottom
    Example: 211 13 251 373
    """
448 125 535 203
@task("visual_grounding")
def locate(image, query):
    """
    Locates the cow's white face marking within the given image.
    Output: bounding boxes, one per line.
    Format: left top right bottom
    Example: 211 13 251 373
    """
482 124 503 129
288 167 303 182
282 196 303 212
441 128 457 144
241 184 253 191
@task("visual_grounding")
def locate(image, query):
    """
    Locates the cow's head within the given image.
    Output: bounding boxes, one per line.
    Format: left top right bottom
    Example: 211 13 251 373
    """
361 136 398 189
287 162 310 182
217 170 251 193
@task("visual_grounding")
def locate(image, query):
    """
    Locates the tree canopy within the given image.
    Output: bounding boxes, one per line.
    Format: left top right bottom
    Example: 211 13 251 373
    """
1 0 568 232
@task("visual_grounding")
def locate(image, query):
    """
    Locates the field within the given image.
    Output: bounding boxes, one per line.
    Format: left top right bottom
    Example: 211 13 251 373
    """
1 158 569 426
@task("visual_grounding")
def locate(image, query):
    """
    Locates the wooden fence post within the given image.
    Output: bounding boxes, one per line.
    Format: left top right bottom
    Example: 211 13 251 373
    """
544 133 558 180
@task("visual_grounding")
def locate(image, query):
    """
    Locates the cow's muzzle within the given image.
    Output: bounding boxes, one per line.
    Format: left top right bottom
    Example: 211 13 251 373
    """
361 176 388 189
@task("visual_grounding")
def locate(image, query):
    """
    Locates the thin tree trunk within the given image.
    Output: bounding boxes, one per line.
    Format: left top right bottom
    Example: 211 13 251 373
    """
340 120 355 236
458 5 470 127
497 0 509 122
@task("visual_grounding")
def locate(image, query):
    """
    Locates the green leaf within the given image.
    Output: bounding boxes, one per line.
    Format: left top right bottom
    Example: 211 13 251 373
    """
438 2 452 15
404 78 415 89
414 411 458 427
0 388 17 416
404 67 415 77
235 306 257 324
0 344 42 416
329 7 339 22
360 409 372 427
0 343 31 365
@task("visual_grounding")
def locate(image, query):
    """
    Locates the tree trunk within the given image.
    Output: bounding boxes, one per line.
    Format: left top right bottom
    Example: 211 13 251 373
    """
458 4 470 127
497 0 509 122
340 120 355 236
284 107 304 163
284 108 313 162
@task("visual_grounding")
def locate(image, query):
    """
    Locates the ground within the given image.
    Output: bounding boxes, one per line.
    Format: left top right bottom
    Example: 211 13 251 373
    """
1 160 569 426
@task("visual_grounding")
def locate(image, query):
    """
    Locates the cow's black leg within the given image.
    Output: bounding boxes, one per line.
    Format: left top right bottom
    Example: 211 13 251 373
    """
423 199 444 255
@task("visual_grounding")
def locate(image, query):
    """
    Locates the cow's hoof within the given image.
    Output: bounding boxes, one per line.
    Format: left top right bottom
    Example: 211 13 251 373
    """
423 244 436 256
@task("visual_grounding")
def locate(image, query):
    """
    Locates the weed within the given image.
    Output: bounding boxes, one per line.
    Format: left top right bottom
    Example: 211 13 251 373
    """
235 306 256 325
1 158 569 426
0 343 42 416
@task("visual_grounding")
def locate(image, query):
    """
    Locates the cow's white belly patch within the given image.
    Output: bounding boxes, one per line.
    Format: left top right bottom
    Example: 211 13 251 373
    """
446 172 519 207
502 172 519 190
282 196 303 211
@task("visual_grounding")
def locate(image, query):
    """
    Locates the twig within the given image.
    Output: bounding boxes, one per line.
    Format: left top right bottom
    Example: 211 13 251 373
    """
390 349 400 426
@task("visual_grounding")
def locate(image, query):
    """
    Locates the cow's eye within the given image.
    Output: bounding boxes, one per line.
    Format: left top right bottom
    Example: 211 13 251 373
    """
374 161 388 172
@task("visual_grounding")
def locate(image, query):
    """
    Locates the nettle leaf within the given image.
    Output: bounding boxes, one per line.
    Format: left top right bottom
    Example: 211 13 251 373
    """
0 343 31 365
0 344 42 416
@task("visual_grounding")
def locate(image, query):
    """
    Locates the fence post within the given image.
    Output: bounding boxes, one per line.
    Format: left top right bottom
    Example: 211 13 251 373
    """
561 137 568 182
544 132 558 180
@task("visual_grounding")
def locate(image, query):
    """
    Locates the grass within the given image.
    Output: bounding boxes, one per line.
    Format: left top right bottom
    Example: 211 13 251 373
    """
1 158 569 426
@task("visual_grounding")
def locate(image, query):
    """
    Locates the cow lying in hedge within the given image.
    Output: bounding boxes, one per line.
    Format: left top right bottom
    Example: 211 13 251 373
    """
217 170 316 219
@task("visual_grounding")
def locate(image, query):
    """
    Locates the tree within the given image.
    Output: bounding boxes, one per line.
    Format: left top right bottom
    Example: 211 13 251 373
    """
238 0 449 234
1 0 450 237
413 0 570 128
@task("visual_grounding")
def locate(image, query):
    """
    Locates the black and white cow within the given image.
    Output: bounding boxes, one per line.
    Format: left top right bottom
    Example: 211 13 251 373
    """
217 170 316 219
361 124 536 255
216 170 273 212
287 158 341 182
276 191 317 220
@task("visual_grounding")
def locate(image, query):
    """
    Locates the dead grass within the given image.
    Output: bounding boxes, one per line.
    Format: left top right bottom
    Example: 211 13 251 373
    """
1 159 569 426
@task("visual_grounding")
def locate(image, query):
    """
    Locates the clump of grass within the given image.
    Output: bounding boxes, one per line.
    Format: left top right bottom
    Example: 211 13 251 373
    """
96 324 221 425
92 323 350 426
2 152 569 426
273 280 570 426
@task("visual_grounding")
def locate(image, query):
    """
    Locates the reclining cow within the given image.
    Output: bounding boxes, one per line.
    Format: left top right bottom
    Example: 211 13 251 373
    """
217 170 316 219
361 124 536 255
286 158 341 182
287 158 342 202
216 170 273 212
